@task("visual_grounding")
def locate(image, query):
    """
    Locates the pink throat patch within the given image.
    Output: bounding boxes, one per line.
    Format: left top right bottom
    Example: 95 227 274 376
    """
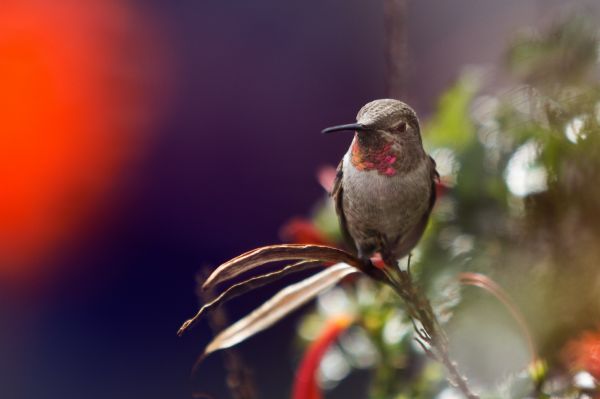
351 139 398 176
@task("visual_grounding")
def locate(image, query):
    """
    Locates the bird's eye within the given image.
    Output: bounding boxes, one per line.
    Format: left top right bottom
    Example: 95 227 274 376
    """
395 122 406 133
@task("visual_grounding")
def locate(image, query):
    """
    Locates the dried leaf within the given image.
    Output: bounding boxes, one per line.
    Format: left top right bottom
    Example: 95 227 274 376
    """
201 244 366 291
178 260 322 336
200 263 359 360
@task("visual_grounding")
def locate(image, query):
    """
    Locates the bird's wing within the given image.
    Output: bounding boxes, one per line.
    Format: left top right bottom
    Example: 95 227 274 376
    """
331 158 354 249
428 155 440 210
395 156 439 258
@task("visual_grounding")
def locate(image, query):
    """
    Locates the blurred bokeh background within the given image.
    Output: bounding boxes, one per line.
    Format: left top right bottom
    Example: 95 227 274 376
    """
1 1 600 398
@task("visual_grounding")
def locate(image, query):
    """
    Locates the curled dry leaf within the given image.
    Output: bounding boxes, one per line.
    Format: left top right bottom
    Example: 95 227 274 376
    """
178 260 322 336
201 244 368 291
179 244 382 337
199 263 359 361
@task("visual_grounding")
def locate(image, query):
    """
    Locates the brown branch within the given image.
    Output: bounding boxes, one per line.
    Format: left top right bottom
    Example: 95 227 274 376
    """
380 252 479 399
384 0 409 99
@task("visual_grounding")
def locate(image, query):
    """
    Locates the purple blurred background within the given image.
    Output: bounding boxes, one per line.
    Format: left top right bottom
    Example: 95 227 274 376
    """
0 0 586 397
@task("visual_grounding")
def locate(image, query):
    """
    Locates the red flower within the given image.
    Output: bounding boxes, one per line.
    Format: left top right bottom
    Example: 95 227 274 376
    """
317 166 337 193
435 180 449 199
280 218 332 246
291 316 353 399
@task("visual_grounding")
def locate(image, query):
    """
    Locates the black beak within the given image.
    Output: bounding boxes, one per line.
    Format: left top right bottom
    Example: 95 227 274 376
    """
321 123 370 134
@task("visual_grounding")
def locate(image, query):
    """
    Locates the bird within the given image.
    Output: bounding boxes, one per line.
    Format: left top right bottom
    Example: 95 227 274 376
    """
322 99 438 269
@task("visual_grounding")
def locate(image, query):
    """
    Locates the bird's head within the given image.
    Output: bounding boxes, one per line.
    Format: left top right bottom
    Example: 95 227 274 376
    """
322 99 421 144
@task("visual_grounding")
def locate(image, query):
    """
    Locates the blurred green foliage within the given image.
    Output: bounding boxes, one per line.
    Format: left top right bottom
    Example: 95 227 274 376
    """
295 12 600 399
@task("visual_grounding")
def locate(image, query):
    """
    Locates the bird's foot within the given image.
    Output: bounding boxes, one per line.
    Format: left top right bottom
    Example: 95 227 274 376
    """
357 249 378 270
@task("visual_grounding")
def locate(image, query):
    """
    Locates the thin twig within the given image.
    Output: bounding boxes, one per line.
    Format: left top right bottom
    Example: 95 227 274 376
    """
381 252 479 399
459 272 537 364
384 0 409 99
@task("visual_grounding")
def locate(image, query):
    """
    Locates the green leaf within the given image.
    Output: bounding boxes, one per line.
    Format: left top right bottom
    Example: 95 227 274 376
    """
424 77 477 151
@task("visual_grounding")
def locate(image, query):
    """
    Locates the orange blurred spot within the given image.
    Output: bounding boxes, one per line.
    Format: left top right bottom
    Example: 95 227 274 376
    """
563 329 600 379
0 1 169 284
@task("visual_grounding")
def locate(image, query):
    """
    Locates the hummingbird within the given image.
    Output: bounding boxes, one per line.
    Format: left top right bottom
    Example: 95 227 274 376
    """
322 99 438 269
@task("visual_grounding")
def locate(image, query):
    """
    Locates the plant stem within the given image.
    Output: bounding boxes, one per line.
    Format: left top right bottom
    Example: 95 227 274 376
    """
382 254 479 399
